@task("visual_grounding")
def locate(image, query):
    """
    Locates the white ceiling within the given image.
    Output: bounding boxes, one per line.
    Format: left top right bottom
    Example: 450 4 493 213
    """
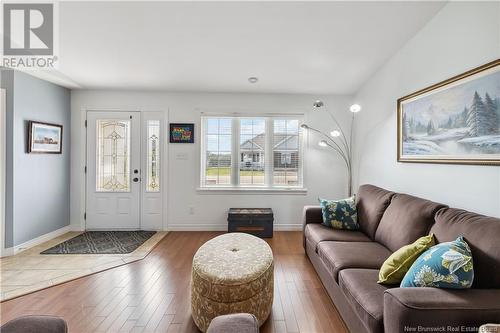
42 1 446 94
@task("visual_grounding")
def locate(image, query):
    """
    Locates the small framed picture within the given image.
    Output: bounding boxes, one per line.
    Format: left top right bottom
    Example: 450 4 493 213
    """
170 123 194 143
28 121 63 154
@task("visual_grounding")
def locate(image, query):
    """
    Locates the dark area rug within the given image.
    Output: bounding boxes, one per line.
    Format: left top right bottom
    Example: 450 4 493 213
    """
41 231 157 254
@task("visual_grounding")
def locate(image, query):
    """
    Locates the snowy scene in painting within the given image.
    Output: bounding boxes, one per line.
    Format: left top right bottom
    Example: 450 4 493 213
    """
401 67 500 158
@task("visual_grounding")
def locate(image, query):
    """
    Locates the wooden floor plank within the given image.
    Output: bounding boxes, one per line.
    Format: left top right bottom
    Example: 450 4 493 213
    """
0 232 348 333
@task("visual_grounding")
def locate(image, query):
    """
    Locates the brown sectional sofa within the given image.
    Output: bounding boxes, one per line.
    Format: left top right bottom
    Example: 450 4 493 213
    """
303 184 500 333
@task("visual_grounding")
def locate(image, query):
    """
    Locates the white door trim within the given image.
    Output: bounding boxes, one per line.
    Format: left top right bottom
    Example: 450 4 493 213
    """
141 112 165 230
76 107 142 232
0 89 8 256
86 111 141 230
80 108 167 231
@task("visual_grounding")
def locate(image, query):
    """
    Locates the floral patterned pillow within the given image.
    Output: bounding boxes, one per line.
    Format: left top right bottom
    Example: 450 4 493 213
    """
318 196 359 230
400 236 474 289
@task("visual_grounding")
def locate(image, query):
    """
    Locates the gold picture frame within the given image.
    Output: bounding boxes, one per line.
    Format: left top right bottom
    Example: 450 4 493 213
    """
397 59 500 165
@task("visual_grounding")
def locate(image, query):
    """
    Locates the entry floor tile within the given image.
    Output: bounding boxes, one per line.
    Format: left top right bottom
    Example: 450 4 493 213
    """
0 231 167 301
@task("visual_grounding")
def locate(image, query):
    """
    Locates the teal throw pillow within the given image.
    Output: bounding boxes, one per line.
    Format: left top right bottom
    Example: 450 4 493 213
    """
400 236 474 289
318 196 359 230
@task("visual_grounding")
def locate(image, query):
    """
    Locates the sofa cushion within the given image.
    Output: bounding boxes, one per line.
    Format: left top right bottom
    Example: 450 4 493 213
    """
304 224 371 251
378 234 435 285
339 269 389 333
430 208 500 289
356 184 395 239
375 193 446 252
317 241 392 281
319 196 359 230
401 236 474 289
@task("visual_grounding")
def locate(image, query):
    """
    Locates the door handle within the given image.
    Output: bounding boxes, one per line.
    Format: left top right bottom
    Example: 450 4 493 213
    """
133 177 140 183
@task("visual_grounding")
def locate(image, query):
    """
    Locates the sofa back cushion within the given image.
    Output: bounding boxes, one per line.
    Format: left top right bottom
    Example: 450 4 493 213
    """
356 184 395 239
375 193 446 252
430 208 500 289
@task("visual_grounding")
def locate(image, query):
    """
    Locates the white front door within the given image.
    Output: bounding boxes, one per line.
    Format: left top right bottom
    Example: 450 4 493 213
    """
86 111 141 229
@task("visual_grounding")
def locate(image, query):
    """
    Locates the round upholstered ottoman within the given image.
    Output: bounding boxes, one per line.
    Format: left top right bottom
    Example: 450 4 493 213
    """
191 233 274 332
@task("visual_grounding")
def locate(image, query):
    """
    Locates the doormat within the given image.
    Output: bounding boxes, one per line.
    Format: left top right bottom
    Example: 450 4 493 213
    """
41 231 157 254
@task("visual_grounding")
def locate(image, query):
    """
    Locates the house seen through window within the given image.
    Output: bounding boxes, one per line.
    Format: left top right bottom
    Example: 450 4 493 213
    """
201 116 303 188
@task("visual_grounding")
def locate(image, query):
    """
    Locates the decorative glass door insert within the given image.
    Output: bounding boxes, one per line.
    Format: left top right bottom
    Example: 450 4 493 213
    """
86 111 140 230
96 119 131 192
146 120 160 192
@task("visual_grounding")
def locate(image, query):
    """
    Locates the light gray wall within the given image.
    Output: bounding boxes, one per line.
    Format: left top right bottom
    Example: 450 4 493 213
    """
70 91 354 231
353 2 500 217
2 70 71 247
1 70 15 247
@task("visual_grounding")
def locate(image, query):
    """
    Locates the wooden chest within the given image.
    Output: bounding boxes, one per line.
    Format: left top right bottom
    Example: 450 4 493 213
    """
227 208 274 238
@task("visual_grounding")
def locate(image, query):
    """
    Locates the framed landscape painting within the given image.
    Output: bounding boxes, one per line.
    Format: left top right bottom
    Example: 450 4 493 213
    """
398 59 500 165
28 121 63 154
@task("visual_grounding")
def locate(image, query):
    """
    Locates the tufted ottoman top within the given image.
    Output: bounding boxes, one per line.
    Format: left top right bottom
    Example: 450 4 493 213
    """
192 233 273 286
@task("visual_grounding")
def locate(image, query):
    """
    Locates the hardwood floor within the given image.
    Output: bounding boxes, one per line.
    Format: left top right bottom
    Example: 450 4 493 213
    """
0 232 348 333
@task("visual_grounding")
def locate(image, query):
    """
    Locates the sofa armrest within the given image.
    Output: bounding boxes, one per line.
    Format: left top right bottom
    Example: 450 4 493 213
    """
384 288 500 333
302 206 322 249
302 206 323 226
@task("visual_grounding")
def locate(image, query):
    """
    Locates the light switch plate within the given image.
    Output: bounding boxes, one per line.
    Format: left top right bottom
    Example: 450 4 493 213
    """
175 152 189 160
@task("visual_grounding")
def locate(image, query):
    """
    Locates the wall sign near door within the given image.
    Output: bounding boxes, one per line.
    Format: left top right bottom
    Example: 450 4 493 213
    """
170 123 194 143
28 121 63 154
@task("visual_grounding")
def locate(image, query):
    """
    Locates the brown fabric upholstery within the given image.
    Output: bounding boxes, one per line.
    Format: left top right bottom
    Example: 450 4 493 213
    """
304 184 500 333
207 314 259 333
384 288 500 333
304 224 371 251
356 184 395 239
302 205 323 225
305 239 371 333
339 269 391 333
374 193 446 252
0 316 67 333
302 205 324 248
430 208 500 289
317 241 392 281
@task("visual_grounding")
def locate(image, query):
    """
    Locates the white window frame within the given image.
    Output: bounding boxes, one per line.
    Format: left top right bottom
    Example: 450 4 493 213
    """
199 114 305 192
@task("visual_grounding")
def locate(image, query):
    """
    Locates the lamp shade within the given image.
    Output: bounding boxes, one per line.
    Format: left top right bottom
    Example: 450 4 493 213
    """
349 104 362 113
330 130 341 137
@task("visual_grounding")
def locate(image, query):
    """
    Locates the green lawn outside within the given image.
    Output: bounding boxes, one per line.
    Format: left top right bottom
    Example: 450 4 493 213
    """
206 167 264 177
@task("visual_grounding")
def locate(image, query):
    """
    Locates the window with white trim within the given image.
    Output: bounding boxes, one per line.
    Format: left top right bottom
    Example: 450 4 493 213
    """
201 116 303 188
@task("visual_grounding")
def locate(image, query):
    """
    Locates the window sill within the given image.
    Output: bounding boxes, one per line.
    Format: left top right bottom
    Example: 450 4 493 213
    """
196 187 308 195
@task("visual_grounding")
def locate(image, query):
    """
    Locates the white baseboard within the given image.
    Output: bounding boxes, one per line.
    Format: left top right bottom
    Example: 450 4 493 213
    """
0 247 14 258
167 224 226 231
167 223 302 231
70 223 85 232
3 225 71 256
274 224 302 231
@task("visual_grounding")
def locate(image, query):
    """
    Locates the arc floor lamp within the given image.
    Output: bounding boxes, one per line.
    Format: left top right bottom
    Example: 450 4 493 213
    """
301 100 361 197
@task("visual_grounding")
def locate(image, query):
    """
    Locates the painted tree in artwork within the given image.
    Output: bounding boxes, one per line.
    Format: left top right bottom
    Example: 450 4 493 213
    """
427 120 436 135
456 107 469 128
484 93 499 134
402 112 410 141
467 91 488 136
